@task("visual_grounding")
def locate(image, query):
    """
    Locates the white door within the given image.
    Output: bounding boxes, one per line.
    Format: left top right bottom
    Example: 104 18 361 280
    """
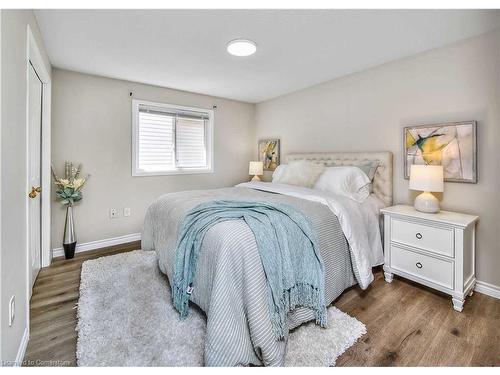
28 62 43 293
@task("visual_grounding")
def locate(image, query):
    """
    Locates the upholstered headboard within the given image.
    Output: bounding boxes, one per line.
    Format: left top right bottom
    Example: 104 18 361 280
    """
285 151 393 206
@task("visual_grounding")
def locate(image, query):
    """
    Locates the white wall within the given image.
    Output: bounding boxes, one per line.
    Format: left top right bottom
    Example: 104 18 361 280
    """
1 10 51 364
255 29 500 288
51 69 255 249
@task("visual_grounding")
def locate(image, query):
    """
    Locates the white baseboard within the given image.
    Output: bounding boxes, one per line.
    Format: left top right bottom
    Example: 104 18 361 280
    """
52 233 141 258
14 327 29 366
475 280 500 300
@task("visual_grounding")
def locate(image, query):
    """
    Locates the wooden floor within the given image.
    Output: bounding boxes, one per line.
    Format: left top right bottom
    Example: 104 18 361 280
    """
24 242 500 367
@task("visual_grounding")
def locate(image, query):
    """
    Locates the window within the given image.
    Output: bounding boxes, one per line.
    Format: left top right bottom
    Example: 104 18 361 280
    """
132 99 214 176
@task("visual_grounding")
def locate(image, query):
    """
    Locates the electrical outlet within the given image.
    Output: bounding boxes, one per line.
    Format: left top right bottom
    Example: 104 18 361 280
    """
124 207 131 217
9 295 15 327
109 208 118 219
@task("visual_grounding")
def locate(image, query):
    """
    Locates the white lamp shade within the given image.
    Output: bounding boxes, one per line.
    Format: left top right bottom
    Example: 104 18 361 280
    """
249 161 263 176
409 164 444 192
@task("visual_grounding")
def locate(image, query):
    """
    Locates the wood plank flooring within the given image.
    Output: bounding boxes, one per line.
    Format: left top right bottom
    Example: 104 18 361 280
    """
24 242 500 366
335 273 500 366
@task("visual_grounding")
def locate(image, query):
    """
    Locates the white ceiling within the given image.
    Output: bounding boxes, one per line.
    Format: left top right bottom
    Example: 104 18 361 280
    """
34 10 499 103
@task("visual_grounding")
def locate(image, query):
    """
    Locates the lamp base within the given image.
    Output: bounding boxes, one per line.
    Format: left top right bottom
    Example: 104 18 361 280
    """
251 175 261 182
414 191 440 213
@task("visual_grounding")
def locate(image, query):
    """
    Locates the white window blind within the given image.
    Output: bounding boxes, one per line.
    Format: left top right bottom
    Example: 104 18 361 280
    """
175 116 207 168
132 100 213 176
138 110 175 172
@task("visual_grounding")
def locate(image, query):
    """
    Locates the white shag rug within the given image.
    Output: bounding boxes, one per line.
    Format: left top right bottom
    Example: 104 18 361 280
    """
77 250 366 367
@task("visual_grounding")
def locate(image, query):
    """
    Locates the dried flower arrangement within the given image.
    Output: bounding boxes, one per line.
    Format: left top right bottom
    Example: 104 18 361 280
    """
51 162 89 206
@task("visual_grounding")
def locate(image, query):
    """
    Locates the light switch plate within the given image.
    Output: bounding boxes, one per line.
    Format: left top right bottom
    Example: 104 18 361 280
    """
124 207 131 217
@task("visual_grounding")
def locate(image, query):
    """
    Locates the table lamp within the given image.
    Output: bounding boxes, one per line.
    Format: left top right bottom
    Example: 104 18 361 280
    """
409 164 444 213
249 161 263 181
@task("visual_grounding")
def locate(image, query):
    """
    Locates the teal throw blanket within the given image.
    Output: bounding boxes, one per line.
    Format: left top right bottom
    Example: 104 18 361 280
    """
172 200 327 339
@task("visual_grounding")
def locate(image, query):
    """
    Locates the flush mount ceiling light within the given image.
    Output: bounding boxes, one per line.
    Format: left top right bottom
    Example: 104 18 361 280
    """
226 38 257 57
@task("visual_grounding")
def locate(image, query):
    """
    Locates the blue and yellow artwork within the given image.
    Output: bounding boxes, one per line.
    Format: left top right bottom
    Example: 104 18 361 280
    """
258 139 280 171
404 122 476 183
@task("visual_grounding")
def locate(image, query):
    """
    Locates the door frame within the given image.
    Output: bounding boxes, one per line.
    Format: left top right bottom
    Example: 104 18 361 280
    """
25 26 51 293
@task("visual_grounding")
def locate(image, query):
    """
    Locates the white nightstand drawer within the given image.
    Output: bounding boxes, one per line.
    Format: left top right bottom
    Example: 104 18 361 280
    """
391 218 454 257
390 245 454 289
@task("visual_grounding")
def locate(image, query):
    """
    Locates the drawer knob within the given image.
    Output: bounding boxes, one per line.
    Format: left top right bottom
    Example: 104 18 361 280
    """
416 262 423 269
415 233 423 239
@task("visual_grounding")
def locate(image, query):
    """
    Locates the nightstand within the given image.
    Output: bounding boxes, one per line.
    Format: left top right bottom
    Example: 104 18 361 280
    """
381 205 478 312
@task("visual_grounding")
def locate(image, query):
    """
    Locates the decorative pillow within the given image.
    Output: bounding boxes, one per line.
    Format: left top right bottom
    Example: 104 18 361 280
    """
273 160 325 188
272 164 287 183
349 161 379 193
355 161 379 181
314 166 371 202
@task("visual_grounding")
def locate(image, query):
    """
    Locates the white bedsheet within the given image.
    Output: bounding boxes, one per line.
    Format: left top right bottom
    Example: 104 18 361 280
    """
237 181 385 288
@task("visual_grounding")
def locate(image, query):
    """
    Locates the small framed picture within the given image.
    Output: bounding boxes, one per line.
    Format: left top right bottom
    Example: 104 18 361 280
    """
258 139 280 171
404 121 477 183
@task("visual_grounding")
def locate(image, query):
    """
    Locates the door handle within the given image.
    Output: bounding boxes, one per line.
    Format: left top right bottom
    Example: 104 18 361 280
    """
28 186 42 199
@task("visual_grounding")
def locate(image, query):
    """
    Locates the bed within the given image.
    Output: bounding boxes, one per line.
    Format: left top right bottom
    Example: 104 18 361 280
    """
141 151 393 366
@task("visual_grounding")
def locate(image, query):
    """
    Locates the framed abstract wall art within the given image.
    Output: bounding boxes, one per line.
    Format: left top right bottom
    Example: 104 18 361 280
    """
258 139 280 171
404 121 477 183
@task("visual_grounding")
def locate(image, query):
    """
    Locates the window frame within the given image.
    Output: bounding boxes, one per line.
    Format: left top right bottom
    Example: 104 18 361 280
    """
132 99 214 176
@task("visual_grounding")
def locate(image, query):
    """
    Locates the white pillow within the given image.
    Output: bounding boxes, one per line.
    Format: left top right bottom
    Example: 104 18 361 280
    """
314 166 371 202
273 160 325 188
272 164 287 182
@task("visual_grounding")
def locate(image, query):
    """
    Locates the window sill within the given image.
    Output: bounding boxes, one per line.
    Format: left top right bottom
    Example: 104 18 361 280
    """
132 168 214 177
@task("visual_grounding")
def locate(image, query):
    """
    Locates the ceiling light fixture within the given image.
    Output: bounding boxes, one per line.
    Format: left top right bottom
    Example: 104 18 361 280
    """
226 38 257 57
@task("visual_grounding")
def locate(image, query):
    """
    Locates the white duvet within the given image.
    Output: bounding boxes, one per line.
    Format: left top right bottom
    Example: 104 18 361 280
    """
237 181 385 289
